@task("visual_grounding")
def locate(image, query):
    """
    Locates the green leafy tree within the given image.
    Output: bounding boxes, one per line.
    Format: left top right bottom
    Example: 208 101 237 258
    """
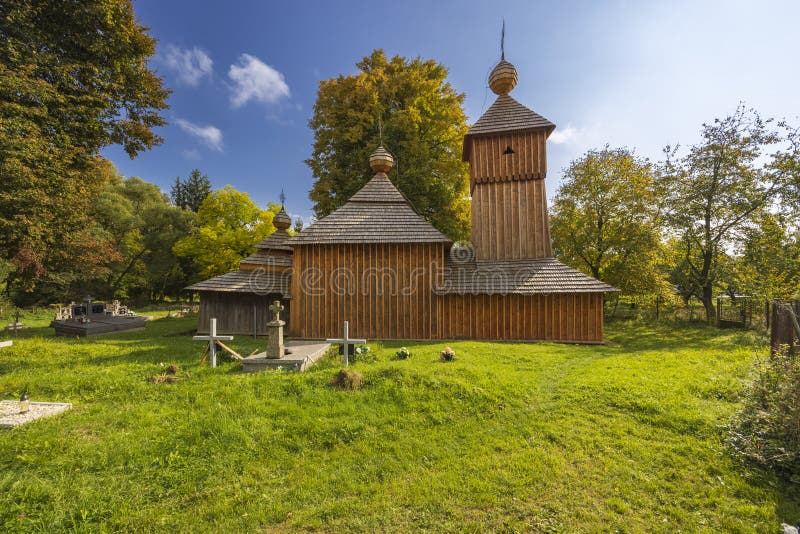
550 147 667 298
171 169 212 212
0 0 169 293
174 187 282 279
734 211 800 300
93 175 196 300
307 49 470 240
662 106 794 322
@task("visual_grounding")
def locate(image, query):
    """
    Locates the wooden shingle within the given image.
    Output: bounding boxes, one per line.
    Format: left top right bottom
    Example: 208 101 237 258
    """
289 173 451 245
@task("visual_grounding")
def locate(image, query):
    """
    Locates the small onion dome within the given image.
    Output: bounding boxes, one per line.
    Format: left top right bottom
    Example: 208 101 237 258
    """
273 206 291 231
369 145 394 173
488 59 518 95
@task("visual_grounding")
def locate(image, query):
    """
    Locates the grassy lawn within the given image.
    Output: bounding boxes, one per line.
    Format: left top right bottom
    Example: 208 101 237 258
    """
0 313 798 532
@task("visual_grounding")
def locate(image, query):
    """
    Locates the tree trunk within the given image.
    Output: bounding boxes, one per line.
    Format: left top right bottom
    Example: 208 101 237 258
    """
701 284 716 324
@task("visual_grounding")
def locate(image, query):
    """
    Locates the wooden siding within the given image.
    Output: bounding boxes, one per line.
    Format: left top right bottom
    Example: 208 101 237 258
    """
471 179 553 260
197 291 289 336
290 243 444 340
437 292 604 343
288 241 603 342
467 130 547 186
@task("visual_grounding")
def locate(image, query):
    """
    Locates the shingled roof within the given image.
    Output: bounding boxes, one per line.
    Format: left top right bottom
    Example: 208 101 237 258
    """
289 173 451 245
438 257 617 295
185 269 291 297
254 228 293 252
467 94 555 138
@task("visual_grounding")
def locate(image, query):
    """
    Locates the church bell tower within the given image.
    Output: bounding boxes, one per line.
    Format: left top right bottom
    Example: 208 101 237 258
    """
463 55 556 260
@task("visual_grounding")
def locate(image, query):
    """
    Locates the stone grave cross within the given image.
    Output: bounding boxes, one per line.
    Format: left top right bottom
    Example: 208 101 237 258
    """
266 300 285 359
326 320 366 366
9 310 21 336
270 300 284 321
192 318 233 368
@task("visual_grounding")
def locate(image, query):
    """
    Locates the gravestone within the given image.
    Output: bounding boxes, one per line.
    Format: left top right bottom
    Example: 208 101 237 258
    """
0 400 72 428
326 321 366 366
52 296 145 337
193 318 233 368
266 300 285 359
6 310 24 334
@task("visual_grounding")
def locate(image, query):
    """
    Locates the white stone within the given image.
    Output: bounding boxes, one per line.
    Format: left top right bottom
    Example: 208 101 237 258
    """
0 400 72 428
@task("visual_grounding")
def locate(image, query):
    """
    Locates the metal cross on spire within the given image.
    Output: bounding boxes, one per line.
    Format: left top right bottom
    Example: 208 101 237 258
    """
501 19 506 60
378 118 383 145
280 189 286 208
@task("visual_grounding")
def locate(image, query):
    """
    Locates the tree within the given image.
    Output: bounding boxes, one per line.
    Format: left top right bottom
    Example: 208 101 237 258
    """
93 175 196 300
0 0 169 293
550 147 667 298
734 211 800 300
174 186 283 279
171 169 212 212
307 49 470 240
662 106 793 322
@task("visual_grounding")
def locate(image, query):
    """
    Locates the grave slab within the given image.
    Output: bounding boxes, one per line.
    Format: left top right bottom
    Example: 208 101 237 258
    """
243 341 331 372
0 400 73 428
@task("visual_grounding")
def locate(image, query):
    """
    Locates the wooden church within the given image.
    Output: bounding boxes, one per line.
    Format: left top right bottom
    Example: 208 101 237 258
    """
188 56 616 343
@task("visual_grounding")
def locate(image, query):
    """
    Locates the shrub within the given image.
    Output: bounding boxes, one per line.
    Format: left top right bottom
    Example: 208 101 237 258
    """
440 346 455 362
395 347 412 360
350 344 375 363
728 346 800 478
330 369 363 390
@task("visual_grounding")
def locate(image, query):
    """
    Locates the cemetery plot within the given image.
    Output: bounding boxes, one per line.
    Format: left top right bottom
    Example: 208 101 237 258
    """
0 400 72 428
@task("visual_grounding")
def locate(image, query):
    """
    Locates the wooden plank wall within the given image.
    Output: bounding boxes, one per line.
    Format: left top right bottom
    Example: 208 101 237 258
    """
468 130 547 186
197 292 289 335
290 243 444 340
437 293 604 343
471 179 552 259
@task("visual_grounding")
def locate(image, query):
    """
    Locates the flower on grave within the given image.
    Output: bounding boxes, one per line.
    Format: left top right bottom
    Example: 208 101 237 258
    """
355 347 361 354
440 346 456 362
395 347 412 360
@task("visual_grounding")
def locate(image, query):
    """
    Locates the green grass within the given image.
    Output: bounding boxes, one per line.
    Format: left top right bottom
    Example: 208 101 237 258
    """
0 315 798 532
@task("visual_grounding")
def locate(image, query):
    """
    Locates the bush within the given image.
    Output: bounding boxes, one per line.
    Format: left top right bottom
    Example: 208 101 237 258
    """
395 347 412 360
440 347 455 362
728 346 800 478
330 368 363 390
350 344 375 363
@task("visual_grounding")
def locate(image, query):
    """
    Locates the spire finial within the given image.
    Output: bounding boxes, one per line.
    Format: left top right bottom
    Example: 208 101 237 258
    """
378 118 383 145
369 145 394 173
489 22 518 96
273 192 291 231
501 19 505 61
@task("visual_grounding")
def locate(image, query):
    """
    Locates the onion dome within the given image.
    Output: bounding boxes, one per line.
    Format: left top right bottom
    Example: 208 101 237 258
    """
369 145 394 173
273 206 291 231
488 59 518 95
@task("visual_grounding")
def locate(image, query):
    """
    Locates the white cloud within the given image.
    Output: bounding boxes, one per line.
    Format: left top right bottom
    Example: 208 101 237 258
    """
175 118 223 152
549 125 580 145
228 53 290 108
162 45 213 86
181 148 201 160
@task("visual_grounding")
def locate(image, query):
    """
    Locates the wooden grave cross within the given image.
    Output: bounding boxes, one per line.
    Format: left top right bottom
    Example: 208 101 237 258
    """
326 320 366 366
193 318 234 368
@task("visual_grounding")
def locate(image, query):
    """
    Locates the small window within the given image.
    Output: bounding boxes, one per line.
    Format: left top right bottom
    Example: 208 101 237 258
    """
503 146 515 155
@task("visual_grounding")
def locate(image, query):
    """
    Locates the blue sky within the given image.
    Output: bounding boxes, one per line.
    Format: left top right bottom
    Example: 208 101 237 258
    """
104 0 800 225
